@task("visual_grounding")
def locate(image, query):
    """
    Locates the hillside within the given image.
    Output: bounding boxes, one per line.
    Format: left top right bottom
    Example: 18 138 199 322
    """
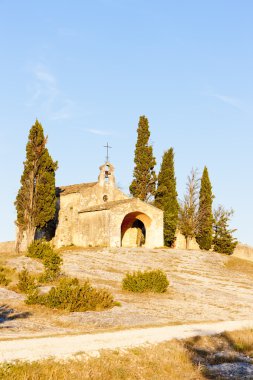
233 243 253 261
1 247 253 339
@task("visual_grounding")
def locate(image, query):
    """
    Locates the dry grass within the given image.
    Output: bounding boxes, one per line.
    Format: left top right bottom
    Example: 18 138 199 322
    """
186 334 231 354
225 255 253 276
0 340 204 380
0 251 20 282
185 328 253 366
0 267 18 286
3 328 252 379
1 327 253 379
0 241 15 254
0 298 69 322
0 250 19 263
223 328 253 355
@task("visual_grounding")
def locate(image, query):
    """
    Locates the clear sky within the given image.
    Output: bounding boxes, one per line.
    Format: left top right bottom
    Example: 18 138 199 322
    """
0 1 252 245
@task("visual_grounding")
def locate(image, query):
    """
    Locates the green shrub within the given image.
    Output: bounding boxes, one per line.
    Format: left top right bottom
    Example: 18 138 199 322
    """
17 269 37 294
122 269 169 293
26 277 116 312
27 239 53 259
0 267 10 286
27 240 62 282
25 288 40 304
40 251 62 282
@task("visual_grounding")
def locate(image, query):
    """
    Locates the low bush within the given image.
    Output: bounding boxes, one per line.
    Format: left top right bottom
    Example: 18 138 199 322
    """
27 240 62 282
26 277 116 312
27 240 53 260
122 269 169 293
0 266 10 286
39 251 62 282
17 269 37 294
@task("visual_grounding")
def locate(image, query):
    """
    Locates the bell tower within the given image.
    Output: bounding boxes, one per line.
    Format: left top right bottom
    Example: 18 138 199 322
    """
97 143 116 201
98 162 116 188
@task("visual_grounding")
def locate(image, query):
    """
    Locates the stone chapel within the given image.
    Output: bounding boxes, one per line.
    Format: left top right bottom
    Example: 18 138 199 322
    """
53 162 164 249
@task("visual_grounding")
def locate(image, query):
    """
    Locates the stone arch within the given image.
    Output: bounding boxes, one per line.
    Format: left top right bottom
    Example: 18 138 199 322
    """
121 211 152 247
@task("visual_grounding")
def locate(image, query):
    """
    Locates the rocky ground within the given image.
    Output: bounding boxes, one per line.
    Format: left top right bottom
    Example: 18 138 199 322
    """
1 247 253 339
188 332 253 380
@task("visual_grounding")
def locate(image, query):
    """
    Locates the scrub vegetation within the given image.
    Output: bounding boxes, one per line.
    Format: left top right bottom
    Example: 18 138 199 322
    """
122 269 169 293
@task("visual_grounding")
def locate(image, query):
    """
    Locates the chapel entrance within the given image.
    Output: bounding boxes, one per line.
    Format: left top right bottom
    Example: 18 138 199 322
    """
121 212 151 247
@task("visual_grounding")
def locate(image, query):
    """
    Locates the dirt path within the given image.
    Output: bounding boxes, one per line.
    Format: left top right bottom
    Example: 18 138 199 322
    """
1 320 253 363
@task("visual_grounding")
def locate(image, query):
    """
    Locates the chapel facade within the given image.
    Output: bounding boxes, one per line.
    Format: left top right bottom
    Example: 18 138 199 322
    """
53 163 164 249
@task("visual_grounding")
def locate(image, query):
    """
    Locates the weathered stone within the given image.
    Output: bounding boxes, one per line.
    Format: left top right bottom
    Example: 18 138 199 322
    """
7 256 44 273
206 362 253 380
174 229 200 250
53 162 164 249
0 288 25 301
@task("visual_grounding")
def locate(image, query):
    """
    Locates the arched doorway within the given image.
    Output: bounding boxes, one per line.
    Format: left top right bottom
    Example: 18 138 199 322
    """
121 212 151 247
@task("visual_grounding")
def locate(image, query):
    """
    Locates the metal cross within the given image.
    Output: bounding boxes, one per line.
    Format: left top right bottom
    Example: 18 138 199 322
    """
104 142 112 162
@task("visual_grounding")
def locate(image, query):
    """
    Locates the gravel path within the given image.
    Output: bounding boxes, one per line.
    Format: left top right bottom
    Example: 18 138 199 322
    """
1 319 253 363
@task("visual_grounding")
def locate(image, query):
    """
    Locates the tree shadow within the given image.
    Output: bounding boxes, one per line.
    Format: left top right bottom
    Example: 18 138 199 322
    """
0 304 31 324
183 333 253 379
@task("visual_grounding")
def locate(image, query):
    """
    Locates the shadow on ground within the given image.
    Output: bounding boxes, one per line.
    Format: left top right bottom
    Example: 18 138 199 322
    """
185 333 253 380
0 305 31 324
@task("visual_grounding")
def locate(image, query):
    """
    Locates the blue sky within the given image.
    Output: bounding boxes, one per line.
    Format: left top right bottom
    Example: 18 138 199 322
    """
0 0 252 245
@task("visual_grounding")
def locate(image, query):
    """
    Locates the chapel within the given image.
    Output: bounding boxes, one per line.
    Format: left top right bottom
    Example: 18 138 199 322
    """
53 162 164 249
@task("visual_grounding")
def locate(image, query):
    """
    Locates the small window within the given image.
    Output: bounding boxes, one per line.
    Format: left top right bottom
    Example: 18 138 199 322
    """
103 195 108 202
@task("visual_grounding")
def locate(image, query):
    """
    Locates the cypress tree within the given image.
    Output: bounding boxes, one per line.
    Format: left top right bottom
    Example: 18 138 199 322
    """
196 166 214 250
155 148 179 247
15 120 58 251
129 116 157 201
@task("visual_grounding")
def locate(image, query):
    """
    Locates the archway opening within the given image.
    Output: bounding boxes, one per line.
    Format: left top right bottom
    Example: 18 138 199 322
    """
121 212 151 247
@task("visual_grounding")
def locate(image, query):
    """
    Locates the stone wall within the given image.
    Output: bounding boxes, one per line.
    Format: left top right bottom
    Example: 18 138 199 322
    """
53 177 128 248
73 210 110 247
109 199 164 248
122 227 139 248
174 230 200 250
16 162 163 250
53 193 80 248
173 233 253 260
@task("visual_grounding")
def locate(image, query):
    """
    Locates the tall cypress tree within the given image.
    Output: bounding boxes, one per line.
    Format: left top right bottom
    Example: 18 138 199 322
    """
129 116 156 201
15 120 58 251
196 166 213 250
155 148 179 246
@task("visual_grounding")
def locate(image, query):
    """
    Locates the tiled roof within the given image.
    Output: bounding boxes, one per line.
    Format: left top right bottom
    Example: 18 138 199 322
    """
56 182 97 196
79 199 133 213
